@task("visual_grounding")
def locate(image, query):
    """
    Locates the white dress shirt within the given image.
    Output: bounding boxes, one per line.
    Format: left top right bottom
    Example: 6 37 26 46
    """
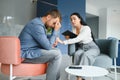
63 25 93 45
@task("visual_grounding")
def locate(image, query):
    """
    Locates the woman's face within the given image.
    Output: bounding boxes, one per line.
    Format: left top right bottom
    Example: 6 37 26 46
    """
70 15 81 27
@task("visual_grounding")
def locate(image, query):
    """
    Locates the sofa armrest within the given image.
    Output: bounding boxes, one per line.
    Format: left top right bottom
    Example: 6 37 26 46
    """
108 37 119 58
95 37 119 58
68 44 76 56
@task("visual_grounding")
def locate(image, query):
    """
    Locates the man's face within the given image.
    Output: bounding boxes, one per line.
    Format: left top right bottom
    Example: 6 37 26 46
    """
45 15 60 28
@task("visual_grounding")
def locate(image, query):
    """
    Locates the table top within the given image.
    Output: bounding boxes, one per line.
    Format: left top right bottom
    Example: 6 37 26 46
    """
65 65 109 77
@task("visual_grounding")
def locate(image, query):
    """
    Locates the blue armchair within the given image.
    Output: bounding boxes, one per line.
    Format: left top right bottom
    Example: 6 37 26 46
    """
68 37 119 80
93 38 118 67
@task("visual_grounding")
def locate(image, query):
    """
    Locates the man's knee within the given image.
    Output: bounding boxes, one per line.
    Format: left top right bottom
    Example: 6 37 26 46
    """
52 48 62 59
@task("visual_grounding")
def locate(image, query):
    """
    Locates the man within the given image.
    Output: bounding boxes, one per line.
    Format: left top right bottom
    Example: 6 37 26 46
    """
19 9 62 80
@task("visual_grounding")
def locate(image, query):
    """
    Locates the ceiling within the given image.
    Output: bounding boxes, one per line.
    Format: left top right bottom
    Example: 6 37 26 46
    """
86 0 120 18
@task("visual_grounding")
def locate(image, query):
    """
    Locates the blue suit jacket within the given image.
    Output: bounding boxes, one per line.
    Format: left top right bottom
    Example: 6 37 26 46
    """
19 17 59 59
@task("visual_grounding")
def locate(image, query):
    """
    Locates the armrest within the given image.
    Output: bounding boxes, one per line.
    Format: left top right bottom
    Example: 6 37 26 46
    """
108 37 119 58
68 44 76 56
0 36 21 65
95 37 119 58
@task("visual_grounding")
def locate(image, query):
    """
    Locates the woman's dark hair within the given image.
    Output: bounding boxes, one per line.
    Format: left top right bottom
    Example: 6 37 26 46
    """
70 12 87 25
70 12 96 42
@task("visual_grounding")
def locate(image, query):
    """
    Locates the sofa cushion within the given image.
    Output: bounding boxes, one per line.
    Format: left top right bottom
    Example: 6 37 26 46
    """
93 53 112 68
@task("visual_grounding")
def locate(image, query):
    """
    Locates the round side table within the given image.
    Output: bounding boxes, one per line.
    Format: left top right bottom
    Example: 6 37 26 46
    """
65 65 109 80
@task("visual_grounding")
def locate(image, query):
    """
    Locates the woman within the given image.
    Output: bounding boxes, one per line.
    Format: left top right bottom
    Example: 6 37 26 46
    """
56 13 100 80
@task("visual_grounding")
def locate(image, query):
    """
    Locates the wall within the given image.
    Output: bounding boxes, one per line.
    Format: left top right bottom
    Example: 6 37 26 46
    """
58 0 86 20
0 23 24 36
107 6 120 39
0 0 36 25
98 8 107 39
37 0 57 17
86 3 120 39
86 2 99 16
99 6 120 39
0 0 36 36
86 17 99 38
86 2 100 39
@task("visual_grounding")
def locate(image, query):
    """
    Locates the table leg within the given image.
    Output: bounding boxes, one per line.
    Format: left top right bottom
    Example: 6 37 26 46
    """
67 74 70 80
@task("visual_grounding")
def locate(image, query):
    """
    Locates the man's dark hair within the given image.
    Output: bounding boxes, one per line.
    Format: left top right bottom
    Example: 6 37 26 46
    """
44 9 62 22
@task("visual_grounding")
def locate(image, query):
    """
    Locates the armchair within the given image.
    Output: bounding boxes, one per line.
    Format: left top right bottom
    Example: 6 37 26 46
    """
68 37 119 80
93 38 118 67
0 36 47 80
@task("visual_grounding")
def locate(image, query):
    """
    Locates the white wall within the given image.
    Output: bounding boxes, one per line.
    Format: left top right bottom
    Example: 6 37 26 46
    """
107 6 120 39
99 6 120 39
99 8 107 39
86 3 120 39
86 2 99 16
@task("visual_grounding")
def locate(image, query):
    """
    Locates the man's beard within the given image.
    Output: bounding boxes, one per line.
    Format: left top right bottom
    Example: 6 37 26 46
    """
45 23 53 29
